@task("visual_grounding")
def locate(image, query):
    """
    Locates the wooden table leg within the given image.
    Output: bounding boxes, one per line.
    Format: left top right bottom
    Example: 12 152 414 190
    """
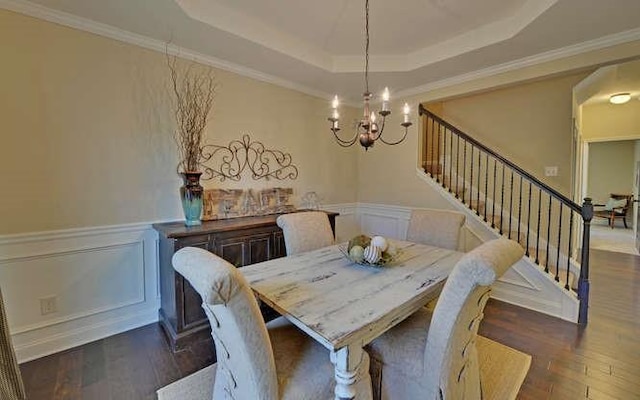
330 345 372 400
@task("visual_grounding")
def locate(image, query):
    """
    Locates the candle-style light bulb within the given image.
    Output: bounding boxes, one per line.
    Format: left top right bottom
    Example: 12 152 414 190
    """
333 109 339 120
370 111 376 123
382 87 390 112
403 103 410 123
332 95 339 109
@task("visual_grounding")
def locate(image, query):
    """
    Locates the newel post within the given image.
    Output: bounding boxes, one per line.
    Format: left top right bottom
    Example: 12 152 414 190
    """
578 197 593 325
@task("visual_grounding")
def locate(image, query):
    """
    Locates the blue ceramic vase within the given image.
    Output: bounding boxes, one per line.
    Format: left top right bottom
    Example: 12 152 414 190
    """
180 172 203 226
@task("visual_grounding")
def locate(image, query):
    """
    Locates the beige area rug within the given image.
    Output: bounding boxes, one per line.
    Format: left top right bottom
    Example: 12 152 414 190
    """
157 364 216 400
477 336 532 400
590 223 639 255
157 337 531 400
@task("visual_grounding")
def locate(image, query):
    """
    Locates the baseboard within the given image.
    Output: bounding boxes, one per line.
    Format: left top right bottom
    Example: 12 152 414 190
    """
14 303 159 362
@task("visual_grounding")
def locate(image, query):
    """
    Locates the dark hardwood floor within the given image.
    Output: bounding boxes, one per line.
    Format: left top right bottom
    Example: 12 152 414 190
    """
19 249 640 399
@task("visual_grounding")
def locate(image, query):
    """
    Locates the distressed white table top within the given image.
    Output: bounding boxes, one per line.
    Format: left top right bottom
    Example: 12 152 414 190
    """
242 241 463 350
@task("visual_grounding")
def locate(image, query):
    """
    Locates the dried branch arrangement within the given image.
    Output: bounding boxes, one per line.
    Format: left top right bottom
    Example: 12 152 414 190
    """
167 53 218 172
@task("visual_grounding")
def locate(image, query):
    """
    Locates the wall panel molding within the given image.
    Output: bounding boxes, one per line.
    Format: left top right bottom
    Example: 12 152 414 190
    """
0 223 159 362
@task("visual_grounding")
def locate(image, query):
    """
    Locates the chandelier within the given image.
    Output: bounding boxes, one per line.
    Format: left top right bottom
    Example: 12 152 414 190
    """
328 0 412 150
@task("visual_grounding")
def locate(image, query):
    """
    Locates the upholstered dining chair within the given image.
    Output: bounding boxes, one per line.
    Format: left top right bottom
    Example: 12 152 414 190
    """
173 247 371 399
0 287 26 400
406 209 466 251
366 238 524 400
276 211 334 255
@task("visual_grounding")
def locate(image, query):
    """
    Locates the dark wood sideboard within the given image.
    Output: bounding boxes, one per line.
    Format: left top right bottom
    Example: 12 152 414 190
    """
153 210 338 352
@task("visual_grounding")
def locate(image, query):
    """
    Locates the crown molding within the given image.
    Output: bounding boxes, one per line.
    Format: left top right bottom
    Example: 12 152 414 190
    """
397 27 640 100
0 0 333 101
3 0 640 107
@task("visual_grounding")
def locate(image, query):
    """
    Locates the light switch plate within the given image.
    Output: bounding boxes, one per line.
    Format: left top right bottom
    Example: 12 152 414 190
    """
544 166 558 177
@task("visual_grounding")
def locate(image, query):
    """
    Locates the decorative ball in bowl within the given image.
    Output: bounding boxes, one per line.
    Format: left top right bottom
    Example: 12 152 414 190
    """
340 234 400 267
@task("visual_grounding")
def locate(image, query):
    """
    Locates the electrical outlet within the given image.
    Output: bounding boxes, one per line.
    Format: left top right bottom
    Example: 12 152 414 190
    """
40 296 57 315
544 166 558 177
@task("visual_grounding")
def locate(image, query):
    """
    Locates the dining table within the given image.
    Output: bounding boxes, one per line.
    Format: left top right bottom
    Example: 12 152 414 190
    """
241 240 463 400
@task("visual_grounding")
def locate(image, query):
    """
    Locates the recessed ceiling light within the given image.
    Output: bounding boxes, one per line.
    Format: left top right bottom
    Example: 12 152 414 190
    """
609 93 631 104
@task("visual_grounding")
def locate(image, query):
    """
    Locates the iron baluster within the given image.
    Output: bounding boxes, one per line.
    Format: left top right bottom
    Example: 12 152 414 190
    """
430 117 435 177
492 158 497 228
556 205 563 282
517 175 523 243
526 180 532 257
536 188 542 264
545 196 552 273
500 162 505 234
484 152 489 221
436 121 441 183
476 148 481 216
449 127 454 191
508 170 514 239
469 145 474 209
462 140 467 204
441 126 446 188
456 135 460 198
566 212 574 290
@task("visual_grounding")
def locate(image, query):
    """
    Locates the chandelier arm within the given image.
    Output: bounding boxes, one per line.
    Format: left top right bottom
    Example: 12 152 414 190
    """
331 129 359 147
378 125 410 146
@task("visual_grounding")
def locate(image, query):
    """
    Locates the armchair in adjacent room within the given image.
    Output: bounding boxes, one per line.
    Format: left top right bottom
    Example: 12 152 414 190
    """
593 193 632 229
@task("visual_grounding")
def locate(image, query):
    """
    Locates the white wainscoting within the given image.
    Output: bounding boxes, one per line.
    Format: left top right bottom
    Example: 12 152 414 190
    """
0 224 160 362
1 202 576 363
1 205 358 363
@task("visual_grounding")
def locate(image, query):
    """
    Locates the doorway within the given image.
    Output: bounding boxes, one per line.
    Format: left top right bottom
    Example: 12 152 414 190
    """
572 59 640 255
583 140 637 254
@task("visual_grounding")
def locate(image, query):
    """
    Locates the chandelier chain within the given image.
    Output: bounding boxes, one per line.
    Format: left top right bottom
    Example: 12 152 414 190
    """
364 0 369 93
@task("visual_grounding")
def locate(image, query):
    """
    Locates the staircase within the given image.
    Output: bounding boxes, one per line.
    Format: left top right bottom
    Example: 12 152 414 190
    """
419 105 593 324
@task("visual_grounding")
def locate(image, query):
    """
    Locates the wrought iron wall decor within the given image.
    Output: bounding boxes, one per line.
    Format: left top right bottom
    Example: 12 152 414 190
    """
199 134 298 181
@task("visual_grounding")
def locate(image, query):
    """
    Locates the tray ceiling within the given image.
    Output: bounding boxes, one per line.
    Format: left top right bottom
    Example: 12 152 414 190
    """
5 0 640 102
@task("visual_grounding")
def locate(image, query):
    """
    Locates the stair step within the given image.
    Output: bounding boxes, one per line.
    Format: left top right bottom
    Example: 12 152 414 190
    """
526 247 577 290
423 162 443 175
507 230 527 246
424 168 577 291
429 172 466 198
469 200 486 215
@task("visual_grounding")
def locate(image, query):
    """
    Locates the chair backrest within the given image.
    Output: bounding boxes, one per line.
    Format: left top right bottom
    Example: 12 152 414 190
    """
406 209 466 250
172 247 278 400
423 238 524 399
276 211 334 255
0 287 26 400
610 193 632 215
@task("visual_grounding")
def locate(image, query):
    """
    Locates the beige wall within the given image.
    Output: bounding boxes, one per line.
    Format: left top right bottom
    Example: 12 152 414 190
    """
582 101 640 141
587 141 635 204
356 72 590 209
4 9 640 234
0 10 358 235
356 33 640 207
436 72 591 196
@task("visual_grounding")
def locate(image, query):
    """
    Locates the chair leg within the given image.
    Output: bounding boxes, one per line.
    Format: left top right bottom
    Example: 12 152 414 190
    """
623 217 628 229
